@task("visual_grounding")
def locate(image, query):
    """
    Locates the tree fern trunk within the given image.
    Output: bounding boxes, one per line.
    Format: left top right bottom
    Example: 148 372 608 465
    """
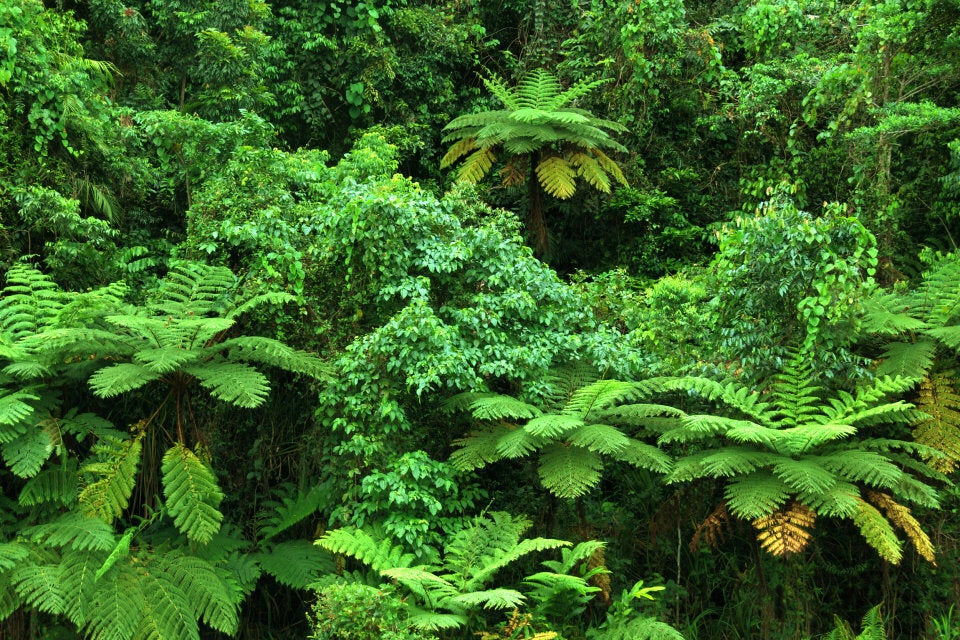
528 151 548 256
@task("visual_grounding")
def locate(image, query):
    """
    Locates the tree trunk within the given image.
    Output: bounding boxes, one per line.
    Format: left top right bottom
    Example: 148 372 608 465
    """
528 152 549 256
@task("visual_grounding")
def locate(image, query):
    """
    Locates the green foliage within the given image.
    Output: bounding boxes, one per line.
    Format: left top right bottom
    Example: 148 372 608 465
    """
586 580 685 640
863 253 960 471
308 582 432 640
710 197 878 381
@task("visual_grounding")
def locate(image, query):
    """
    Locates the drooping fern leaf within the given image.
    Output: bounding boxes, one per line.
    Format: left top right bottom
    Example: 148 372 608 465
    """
166 554 242 635
867 491 936 564
78 434 142 524
316 526 418 573
84 559 144 640
853 498 903 564
161 443 224 545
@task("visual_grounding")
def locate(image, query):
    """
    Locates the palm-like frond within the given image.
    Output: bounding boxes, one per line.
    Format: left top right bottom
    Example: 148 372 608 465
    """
161 443 224 545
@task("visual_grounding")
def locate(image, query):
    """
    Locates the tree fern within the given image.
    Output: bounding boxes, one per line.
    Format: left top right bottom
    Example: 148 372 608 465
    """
161 443 224 545
449 367 673 499
651 353 940 562
441 69 627 254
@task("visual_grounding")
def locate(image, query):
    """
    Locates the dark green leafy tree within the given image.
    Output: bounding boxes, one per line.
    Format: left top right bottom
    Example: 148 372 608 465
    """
440 69 628 254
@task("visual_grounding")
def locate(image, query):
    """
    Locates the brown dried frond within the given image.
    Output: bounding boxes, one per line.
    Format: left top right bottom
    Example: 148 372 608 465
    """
499 156 527 188
690 501 730 552
867 491 936 565
752 502 816 558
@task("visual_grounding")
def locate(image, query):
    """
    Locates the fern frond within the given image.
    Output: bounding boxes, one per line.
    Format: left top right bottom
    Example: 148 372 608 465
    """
928 325 960 350
564 379 635 417
24 512 117 552
819 450 903 488
217 335 329 379
10 561 65 614
451 424 515 471
496 425 544 458
135 556 200 640
0 264 64 340
60 548 105 626
567 151 612 193
79 435 142 524
724 471 791 519
591 148 628 186
88 363 163 398
753 502 817 558
800 481 861 517
614 438 674 473
593 402 686 428
84 559 143 640
450 587 526 610
167 555 241 634
669 447 770 481
2 425 56 477
457 148 497 184
445 392 542 421
20 463 79 507
772 457 837 494
913 371 960 472
778 424 857 455
876 339 936 378
257 539 333 589
162 443 224 545
853 498 903 564
132 347 204 374
536 156 577 199
316 527 416 572
867 491 936 564
257 483 326 542
524 414 583 439
152 262 237 318
0 389 39 433
862 291 929 334
185 360 270 408
538 443 602 498
440 137 479 168
0 542 29 571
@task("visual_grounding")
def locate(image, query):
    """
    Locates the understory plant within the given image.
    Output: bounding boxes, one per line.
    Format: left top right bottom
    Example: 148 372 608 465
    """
316 511 606 635
0 260 332 638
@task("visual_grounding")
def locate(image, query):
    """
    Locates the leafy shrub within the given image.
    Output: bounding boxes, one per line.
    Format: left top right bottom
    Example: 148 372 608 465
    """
308 582 433 640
